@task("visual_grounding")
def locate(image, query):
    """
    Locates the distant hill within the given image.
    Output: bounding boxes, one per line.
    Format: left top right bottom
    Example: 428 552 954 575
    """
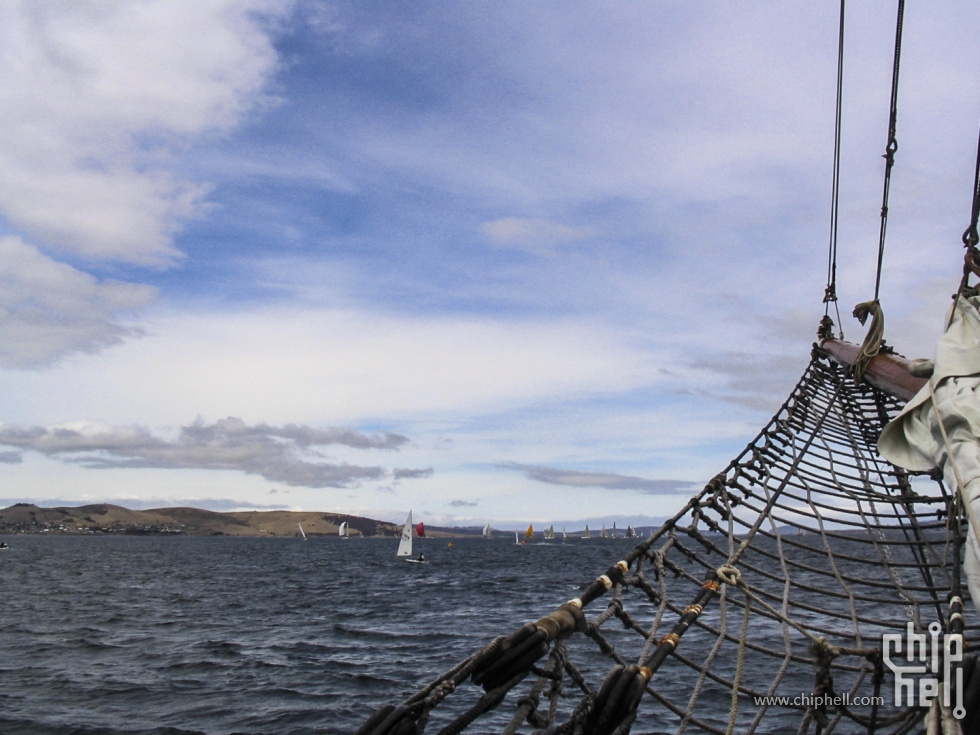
0 503 405 538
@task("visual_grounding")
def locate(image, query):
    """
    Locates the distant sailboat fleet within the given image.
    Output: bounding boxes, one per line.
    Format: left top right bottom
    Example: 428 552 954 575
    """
296 514 638 553
497 521 639 543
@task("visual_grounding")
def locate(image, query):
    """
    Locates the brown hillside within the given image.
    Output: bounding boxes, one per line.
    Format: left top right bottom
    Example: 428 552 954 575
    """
0 503 402 537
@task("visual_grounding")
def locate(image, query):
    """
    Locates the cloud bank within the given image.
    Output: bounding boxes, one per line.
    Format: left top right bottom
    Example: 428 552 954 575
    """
0 417 425 489
501 462 697 495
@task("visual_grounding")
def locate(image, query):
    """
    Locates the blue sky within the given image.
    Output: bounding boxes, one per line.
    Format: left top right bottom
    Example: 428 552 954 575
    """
0 1 978 529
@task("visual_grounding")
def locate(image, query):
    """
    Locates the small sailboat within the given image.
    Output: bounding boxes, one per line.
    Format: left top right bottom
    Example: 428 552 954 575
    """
611 522 617 539
398 511 427 563
525 524 533 542
339 521 349 539
298 522 307 541
583 525 591 539
600 524 607 539
544 525 555 540
483 522 492 539
515 531 521 545
561 526 567 542
626 524 637 538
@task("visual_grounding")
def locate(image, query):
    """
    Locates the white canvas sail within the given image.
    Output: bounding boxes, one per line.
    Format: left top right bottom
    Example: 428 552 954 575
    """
397 511 413 557
483 522 492 539
544 525 554 539
298 522 307 540
612 522 617 538
600 524 607 539
339 521 349 539
583 525 591 539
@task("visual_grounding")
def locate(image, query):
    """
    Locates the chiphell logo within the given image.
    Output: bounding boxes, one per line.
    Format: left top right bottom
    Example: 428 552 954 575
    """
882 621 964 719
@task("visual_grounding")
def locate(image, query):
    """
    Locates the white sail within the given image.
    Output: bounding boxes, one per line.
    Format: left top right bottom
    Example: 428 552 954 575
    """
544 525 554 539
339 521 349 539
601 524 607 539
397 511 413 557
612 522 617 538
583 525 591 539
562 526 567 541
298 522 307 540
483 522 492 539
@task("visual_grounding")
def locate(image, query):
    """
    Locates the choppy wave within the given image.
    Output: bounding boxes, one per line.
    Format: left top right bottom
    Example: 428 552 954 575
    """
0 534 656 733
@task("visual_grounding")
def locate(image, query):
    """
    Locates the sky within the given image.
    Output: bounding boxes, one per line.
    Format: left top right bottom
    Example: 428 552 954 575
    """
0 1 978 530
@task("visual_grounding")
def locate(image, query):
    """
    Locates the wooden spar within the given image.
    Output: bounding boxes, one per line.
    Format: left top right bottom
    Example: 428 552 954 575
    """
819 338 926 402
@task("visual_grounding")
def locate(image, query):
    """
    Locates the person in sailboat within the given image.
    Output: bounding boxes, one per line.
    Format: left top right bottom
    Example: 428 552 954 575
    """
418 551 425 562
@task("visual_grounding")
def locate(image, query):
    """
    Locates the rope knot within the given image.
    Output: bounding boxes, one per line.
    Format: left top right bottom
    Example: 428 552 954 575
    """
716 565 741 586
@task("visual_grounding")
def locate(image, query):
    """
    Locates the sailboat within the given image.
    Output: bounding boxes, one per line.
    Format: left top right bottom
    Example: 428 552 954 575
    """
625 524 637 539
544 525 555 540
582 525 590 539
482 522 492 539
397 511 427 563
561 526 567 542
525 524 533 543
611 522 617 539
600 524 607 539
298 522 307 541
338 521 349 540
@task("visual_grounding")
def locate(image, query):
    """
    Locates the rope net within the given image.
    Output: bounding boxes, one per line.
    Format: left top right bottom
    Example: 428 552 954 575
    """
358 345 978 735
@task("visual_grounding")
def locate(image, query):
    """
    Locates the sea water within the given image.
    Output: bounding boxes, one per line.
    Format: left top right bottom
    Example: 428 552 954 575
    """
0 532 932 734
0 534 646 734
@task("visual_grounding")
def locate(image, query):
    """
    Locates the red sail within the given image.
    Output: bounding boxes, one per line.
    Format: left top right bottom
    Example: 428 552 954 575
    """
416 522 426 538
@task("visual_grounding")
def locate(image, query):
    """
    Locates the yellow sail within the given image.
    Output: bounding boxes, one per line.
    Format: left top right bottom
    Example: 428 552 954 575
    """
525 524 533 539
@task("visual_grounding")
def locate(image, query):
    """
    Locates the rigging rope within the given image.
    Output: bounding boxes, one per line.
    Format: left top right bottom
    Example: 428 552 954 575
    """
824 0 846 339
959 120 980 296
851 0 905 381
872 0 905 303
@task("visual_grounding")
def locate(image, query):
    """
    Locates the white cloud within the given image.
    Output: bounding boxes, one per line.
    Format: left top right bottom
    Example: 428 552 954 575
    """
480 217 592 255
0 306 658 427
0 236 156 368
0 416 413 489
0 0 286 264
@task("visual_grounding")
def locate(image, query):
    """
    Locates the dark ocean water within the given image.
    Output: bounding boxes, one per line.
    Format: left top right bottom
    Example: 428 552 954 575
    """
0 532 952 734
0 534 644 735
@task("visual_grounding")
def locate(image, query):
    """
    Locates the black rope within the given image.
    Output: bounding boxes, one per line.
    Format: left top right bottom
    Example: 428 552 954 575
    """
824 0 846 338
963 121 980 253
958 120 980 296
872 0 905 302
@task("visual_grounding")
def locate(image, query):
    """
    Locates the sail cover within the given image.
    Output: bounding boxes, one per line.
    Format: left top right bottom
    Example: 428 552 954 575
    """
878 294 980 609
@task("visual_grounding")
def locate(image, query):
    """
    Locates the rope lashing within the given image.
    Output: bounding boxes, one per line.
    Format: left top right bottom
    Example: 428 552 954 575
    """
584 664 652 735
850 300 884 383
471 600 585 691
355 704 421 735
584 569 729 735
